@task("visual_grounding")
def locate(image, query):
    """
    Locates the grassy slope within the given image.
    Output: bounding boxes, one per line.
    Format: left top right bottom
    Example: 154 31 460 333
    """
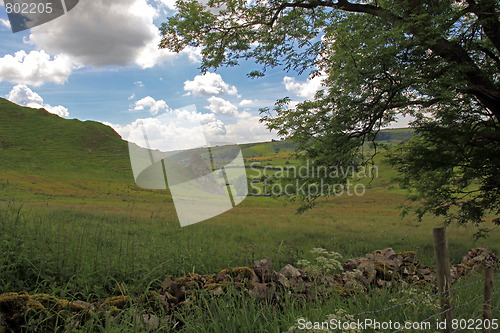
0 98 497 285
0 98 129 177
0 98 173 203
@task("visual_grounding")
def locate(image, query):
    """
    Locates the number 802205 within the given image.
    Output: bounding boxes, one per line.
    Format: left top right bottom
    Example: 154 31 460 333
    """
6 2 54 14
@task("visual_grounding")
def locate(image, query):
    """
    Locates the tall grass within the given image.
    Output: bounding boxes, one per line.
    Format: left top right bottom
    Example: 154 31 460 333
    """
15 275 498 332
1 189 498 299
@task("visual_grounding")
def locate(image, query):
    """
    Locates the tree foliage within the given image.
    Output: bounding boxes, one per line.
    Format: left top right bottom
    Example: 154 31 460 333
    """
160 0 500 229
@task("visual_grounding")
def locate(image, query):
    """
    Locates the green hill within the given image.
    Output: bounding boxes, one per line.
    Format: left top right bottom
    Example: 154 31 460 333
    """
0 98 139 201
0 98 130 179
0 98 412 200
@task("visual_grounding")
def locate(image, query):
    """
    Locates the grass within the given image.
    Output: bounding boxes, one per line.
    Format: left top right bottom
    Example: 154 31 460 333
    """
1 99 498 331
1 184 498 297
1 182 499 331
6 272 497 332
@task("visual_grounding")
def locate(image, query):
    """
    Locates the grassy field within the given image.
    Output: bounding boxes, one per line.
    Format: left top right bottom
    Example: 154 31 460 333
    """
2 187 498 331
0 99 498 331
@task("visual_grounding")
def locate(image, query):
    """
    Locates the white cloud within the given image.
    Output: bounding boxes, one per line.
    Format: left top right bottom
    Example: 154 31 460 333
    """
159 0 177 10
28 0 187 69
237 99 277 109
6 84 69 118
44 105 70 118
0 50 76 86
221 115 276 143
134 81 144 88
283 74 326 99
239 99 255 107
108 108 224 151
109 117 205 151
174 108 217 123
7 84 43 107
205 96 238 116
386 114 414 129
110 112 276 150
110 114 278 152
203 119 226 138
0 18 11 29
130 96 170 115
183 46 202 63
184 72 238 96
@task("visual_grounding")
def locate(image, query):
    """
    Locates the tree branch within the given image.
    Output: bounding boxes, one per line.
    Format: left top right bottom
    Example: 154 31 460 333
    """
466 0 500 53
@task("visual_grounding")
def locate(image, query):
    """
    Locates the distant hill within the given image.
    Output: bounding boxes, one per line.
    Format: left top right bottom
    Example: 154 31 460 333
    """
375 128 413 143
0 98 412 199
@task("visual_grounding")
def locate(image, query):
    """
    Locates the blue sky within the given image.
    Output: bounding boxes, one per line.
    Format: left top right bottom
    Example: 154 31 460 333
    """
0 0 326 149
0 0 408 150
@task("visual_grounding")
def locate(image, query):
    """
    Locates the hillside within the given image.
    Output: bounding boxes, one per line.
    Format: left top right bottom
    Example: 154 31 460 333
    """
0 98 412 200
0 98 139 201
0 98 130 179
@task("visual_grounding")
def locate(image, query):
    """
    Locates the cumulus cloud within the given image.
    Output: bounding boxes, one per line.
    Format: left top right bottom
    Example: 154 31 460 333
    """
184 72 238 96
109 117 204 151
6 84 69 118
0 18 11 29
203 119 226 138
0 50 76 86
174 108 217 123
237 99 277 109
205 96 238 116
387 114 414 129
130 96 170 115
110 111 277 150
183 46 202 63
109 105 225 151
238 99 254 107
159 0 177 10
28 0 197 69
283 74 326 99
221 115 276 143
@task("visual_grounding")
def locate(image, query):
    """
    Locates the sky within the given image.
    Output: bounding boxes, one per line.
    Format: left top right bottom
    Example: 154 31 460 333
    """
0 0 408 151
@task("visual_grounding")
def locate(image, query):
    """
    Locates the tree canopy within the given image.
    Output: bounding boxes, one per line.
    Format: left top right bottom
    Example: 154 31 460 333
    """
160 0 500 231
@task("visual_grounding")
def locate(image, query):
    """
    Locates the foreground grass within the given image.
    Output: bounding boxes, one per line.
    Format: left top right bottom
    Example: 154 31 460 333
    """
1 185 498 298
5 274 497 332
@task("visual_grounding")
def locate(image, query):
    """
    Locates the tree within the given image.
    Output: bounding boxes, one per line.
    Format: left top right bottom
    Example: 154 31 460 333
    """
160 0 500 231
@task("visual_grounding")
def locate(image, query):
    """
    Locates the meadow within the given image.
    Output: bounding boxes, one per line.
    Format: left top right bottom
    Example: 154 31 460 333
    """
1 176 499 331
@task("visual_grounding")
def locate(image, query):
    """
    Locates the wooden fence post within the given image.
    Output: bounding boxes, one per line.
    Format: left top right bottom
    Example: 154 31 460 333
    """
433 227 455 333
483 266 494 333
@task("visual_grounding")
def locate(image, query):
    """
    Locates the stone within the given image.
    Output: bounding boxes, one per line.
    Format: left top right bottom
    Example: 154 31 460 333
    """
357 259 376 286
250 283 268 298
253 258 273 283
216 268 231 282
273 271 290 288
343 258 360 272
141 314 160 330
231 267 259 283
72 300 95 312
161 279 185 301
161 277 175 292
212 287 224 296
280 264 302 279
